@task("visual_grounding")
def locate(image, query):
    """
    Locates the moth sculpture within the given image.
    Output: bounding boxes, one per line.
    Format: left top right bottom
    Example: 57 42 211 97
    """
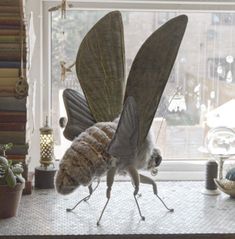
55 11 188 225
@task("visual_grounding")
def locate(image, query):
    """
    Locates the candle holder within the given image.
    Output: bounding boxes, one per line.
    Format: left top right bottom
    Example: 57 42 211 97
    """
40 118 54 169
35 117 57 189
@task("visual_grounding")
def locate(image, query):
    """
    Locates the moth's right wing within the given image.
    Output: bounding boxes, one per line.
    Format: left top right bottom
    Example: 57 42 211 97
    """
62 89 96 141
124 15 188 147
107 97 139 164
107 15 188 165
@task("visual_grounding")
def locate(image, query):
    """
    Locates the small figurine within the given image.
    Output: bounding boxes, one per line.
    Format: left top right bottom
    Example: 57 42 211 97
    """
60 61 75 81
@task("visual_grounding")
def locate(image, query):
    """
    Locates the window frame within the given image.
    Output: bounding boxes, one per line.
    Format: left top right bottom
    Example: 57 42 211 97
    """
41 0 235 180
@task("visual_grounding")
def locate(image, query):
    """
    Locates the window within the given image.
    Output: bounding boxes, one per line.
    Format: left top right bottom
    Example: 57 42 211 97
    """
212 13 235 25
42 1 235 179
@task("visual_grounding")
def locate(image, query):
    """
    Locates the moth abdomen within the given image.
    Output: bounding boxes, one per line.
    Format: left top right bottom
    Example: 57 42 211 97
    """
55 122 117 195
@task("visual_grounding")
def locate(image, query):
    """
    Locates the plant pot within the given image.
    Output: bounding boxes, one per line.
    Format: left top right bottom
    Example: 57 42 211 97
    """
0 182 25 219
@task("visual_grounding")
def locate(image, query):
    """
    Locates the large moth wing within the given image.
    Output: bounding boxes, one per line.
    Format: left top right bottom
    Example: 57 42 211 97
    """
107 97 139 164
76 11 125 122
124 15 188 147
62 89 96 141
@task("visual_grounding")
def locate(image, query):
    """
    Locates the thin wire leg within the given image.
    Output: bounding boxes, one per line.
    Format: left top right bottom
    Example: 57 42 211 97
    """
97 198 110 226
137 193 142 198
156 194 174 212
66 194 90 212
134 195 145 221
84 180 100 202
67 180 100 212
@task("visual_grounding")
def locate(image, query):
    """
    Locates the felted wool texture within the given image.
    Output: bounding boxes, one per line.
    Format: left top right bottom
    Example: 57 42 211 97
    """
55 122 117 195
55 121 160 195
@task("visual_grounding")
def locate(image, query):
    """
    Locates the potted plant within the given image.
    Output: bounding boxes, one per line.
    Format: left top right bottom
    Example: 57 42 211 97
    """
0 143 25 219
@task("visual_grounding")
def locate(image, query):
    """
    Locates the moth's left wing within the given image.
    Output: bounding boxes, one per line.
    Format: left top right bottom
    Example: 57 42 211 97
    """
107 97 139 163
62 89 96 141
76 11 125 122
125 15 188 147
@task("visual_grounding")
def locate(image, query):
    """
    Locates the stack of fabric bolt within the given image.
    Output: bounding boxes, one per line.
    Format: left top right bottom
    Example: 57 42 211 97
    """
0 0 30 193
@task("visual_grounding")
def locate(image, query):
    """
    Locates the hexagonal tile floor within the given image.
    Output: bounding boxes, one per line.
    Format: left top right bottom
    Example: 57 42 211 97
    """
0 181 235 238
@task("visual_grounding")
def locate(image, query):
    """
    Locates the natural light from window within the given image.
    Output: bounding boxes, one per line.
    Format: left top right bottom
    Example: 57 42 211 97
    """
50 10 235 163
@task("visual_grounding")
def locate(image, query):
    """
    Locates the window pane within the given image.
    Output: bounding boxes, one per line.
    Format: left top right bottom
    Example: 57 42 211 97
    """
51 10 235 160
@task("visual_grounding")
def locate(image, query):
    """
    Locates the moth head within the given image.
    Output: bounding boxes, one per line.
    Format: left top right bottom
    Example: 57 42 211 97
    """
147 148 162 176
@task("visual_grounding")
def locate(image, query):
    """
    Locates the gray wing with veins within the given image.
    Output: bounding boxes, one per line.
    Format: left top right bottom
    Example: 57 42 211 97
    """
108 15 188 161
76 11 125 123
107 97 139 166
124 15 188 148
62 88 96 141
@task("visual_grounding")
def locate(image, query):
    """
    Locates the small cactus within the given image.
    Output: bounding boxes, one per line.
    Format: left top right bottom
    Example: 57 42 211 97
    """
0 145 24 188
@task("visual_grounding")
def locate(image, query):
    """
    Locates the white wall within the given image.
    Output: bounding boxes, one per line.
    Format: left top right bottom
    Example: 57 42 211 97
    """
25 0 43 171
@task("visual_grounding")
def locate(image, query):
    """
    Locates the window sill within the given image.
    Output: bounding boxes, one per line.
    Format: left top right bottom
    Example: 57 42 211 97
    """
156 160 206 180
1 181 235 239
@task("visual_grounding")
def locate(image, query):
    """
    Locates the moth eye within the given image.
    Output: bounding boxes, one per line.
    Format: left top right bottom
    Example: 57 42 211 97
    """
151 148 162 167
155 154 162 167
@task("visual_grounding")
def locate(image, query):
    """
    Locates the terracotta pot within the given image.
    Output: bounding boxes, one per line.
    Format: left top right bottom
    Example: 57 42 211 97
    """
0 182 25 219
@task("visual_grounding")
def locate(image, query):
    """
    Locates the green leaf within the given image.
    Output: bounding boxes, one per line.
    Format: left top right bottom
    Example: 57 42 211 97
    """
12 166 23 175
0 156 8 166
5 143 13 151
6 169 16 188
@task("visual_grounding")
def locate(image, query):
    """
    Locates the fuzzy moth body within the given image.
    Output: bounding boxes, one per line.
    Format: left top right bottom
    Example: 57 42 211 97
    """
56 120 160 195
55 122 117 195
